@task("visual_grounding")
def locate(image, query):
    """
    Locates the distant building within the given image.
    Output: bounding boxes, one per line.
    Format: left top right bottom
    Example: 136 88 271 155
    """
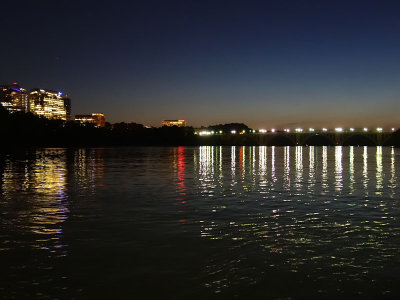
75 113 106 127
162 119 186 127
92 113 106 127
0 82 28 112
63 97 72 121
74 115 93 125
29 88 70 120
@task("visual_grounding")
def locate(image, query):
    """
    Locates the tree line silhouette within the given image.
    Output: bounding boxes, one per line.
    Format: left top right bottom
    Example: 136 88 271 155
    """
0 106 251 147
2 106 400 148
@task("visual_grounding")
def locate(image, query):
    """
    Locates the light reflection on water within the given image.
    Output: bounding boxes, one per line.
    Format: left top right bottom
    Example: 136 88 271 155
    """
1 146 400 298
192 146 400 297
1 149 69 253
0 148 105 298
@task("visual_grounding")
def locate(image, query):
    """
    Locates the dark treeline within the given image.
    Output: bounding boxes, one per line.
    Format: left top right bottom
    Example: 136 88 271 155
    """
202 123 251 133
0 107 196 147
1 106 264 147
2 106 400 147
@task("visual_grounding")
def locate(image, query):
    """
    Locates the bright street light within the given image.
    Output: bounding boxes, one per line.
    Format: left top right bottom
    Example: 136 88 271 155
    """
199 131 212 136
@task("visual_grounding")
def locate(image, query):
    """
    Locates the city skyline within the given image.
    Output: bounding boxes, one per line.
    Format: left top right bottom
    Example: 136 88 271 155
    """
2 1 400 128
2 80 398 130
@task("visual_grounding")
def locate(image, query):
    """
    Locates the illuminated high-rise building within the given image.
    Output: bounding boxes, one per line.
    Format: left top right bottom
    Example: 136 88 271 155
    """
75 113 106 127
161 119 186 127
0 82 28 112
29 88 70 120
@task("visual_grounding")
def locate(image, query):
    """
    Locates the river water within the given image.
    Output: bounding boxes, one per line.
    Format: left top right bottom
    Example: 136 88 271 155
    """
1 146 400 299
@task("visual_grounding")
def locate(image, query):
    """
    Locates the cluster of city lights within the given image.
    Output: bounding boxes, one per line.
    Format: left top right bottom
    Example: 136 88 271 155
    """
195 127 396 135
198 131 213 136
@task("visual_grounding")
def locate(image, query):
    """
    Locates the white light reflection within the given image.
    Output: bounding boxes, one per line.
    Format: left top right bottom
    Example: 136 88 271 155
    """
216 146 223 186
363 146 368 193
271 146 276 182
322 146 328 190
252 146 256 177
335 146 343 191
219 146 222 174
283 146 290 190
197 146 219 199
295 146 303 188
247 146 256 187
259 146 267 177
199 146 214 182
376 146 383 194
259 146 267 191
349 146 354 193
390 147 396 192
231 146 236 182
308 146 315 190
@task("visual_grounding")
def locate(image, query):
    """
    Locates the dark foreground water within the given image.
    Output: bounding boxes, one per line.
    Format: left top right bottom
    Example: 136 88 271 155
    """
1 146 400 299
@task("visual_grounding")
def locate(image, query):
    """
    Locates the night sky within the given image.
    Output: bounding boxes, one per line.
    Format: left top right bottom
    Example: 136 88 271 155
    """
2 0 400 128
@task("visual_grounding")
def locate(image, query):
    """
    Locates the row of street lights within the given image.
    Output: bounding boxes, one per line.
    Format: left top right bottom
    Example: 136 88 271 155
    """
196 127 396 136
263 127 394 133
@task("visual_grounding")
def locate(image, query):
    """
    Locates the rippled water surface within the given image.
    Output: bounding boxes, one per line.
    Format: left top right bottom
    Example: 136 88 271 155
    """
1 146 400 299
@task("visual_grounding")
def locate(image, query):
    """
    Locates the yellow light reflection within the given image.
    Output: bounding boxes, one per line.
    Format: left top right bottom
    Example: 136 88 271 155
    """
2 149 69 254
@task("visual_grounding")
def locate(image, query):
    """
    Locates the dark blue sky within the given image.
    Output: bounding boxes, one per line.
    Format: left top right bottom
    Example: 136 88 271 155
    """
2 0 400 128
